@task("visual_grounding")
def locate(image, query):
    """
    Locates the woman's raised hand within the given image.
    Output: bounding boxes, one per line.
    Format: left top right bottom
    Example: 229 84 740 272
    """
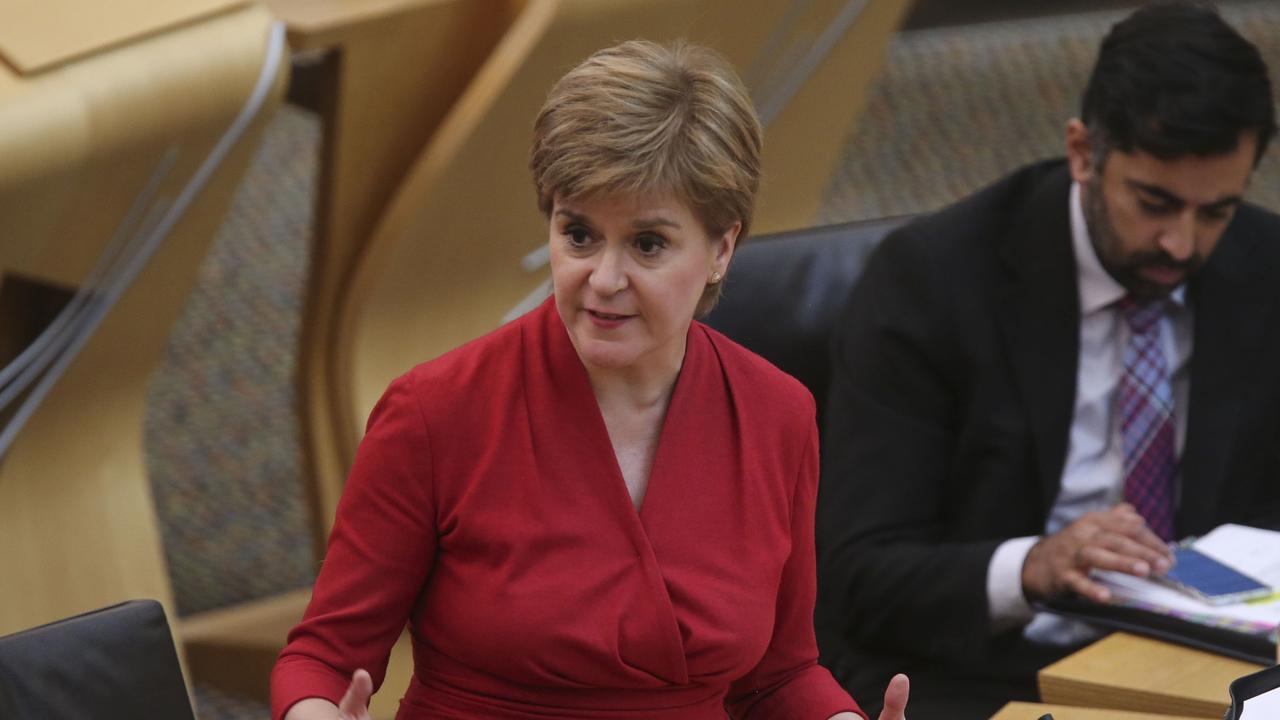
826 673 908 720
336 669 374 720
876 673 909 720
282 669 373 720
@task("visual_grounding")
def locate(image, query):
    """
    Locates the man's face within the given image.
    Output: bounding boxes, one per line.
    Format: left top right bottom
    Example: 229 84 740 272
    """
1067 122 1258 300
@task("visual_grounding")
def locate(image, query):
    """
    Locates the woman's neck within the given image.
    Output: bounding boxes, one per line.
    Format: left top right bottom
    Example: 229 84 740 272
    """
584 338 686 414
586 340 684 510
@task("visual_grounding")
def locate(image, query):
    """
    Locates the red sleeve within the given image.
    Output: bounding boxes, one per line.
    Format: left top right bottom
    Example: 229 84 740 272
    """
725 423 869 720
271 373 437 720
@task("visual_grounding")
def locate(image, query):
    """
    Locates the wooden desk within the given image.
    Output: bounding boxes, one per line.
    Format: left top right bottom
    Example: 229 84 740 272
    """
1038 632 1266 718
992 701 1204 720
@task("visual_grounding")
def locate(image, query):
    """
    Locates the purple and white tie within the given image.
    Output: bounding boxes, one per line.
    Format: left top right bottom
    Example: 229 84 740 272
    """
1117 296 1177 541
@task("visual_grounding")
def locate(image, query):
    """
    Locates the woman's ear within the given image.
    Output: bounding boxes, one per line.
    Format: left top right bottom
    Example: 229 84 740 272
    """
712 221 741 277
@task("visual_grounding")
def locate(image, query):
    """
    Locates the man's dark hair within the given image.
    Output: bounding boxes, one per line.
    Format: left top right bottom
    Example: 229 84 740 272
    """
1082 1 1276 165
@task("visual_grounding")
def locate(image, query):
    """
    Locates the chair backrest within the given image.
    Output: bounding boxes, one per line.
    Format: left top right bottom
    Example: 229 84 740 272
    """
703 216 909 429
0 600 194 720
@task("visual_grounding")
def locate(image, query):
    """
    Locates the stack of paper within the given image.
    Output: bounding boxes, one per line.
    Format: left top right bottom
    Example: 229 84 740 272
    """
1095 524 1280 637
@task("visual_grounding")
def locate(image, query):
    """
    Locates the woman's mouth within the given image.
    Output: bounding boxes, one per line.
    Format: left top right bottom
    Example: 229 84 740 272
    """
587 309 633 328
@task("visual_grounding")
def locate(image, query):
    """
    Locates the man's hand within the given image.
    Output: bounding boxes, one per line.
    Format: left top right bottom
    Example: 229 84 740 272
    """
1022 503 1173 603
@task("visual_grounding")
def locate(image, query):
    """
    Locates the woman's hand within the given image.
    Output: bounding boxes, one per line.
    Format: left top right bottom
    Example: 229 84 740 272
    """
282 669 373 720
876 673 909 720
825 674 908 720
336 669 374 720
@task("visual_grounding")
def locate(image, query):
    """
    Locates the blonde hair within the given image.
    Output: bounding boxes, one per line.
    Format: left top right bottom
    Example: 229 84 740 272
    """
530 40 762 313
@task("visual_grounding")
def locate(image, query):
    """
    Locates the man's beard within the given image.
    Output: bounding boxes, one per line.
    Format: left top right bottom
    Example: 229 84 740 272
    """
1083 176 1200 301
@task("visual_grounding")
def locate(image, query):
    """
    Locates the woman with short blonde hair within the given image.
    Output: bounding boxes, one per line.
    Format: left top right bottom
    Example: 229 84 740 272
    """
531 40 762 314
274 39 908 720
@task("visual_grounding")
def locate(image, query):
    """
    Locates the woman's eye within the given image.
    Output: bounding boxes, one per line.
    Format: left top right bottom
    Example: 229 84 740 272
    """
564 226 592 248
634 234 666 257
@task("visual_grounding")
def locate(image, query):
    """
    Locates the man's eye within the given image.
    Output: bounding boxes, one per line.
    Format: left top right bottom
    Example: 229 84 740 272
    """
1199 207 1232 223
635 234 666 256
1138 198 1174 216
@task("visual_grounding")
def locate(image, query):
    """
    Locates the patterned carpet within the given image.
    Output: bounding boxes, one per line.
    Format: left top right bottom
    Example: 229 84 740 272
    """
147 2 1280 717
146 104 319 621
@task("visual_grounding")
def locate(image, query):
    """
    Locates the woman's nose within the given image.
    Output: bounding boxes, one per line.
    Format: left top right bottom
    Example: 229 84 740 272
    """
588 244 628 294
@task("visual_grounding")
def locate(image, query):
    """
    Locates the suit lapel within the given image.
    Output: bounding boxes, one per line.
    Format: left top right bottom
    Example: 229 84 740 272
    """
1178 215 1269 534
995 165 1081 517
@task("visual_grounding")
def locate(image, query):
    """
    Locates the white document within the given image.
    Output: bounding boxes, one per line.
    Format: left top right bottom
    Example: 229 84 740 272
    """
1193 524 1280 588
1241 686 1280 719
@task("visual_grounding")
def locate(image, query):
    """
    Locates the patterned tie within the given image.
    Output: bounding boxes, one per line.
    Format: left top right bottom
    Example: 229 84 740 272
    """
1117 296 1177 541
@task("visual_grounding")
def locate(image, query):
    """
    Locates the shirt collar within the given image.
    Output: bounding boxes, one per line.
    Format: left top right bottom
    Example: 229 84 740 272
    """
1069 181 1186 315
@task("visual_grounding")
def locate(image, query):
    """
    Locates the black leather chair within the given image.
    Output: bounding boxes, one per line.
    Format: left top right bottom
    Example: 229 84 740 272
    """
704 216 909 428
0 600 195 720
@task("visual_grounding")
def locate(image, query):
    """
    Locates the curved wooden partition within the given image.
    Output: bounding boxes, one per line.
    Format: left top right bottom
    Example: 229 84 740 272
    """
0 3 286 639
330 0 912 525
267 0 524 553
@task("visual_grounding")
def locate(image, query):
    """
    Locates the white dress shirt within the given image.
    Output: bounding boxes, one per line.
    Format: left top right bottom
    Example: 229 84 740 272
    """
985 181 1193 643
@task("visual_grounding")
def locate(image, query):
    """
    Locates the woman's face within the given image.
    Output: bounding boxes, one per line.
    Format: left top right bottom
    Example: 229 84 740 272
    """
549 193 737 376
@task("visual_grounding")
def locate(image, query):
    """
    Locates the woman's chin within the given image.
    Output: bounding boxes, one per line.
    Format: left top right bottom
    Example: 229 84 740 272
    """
575 342 639 371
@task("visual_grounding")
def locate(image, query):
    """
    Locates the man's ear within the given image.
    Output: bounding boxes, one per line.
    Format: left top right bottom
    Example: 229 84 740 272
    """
1065 118 1095 184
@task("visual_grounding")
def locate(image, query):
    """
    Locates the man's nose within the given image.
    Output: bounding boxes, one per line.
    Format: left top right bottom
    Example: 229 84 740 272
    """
1158 212 1196 262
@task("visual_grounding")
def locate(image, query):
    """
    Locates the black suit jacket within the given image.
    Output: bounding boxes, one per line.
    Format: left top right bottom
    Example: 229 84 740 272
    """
816 160 1280 708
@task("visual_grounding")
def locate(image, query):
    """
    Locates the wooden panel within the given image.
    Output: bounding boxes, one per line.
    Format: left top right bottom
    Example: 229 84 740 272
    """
261 0 522 549
992 701 1207 719
688 0 914 235
0 4 285 647
266 0 480 51
182 590 309 702
1038 633 1265 718
0 0 247 73
0 4 279 276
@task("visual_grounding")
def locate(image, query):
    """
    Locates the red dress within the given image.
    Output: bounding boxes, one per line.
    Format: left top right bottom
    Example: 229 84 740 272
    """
271 298 864 720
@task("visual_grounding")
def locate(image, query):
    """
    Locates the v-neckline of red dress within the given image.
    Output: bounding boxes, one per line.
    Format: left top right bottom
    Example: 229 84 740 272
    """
531 297 701 684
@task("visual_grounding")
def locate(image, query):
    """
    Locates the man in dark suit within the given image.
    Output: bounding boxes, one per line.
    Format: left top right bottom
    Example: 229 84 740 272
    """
816 3 1280 718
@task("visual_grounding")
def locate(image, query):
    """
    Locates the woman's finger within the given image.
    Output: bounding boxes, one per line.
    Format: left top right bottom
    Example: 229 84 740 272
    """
876 673 909 720
337 669 373 720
